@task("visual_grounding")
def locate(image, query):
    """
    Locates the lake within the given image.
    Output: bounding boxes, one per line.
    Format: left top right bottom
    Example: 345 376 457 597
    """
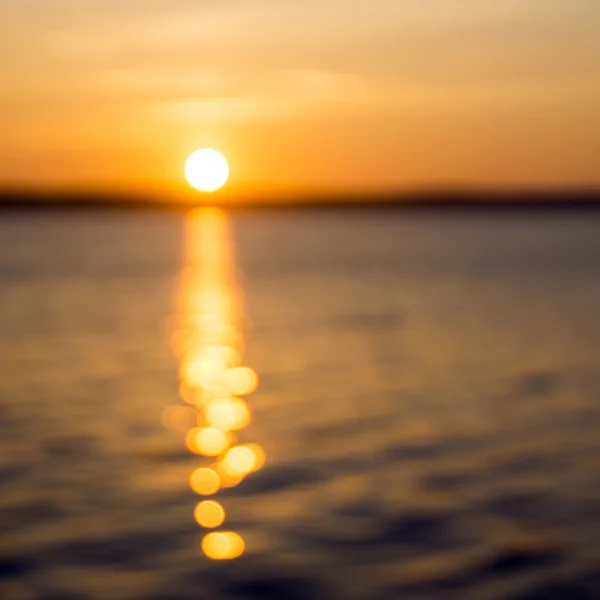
1 209 600 599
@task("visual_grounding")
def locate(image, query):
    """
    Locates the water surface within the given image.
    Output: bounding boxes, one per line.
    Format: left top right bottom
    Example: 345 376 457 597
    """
1 210 600 599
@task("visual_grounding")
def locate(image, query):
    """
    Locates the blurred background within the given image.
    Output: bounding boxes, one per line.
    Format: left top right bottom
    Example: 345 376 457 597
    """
1 2 600 599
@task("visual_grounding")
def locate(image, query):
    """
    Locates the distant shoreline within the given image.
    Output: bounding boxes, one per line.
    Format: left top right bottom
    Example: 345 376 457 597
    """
1 189 600 211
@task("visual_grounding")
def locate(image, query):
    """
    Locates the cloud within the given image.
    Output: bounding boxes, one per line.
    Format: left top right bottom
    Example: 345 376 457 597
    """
3 0 597 86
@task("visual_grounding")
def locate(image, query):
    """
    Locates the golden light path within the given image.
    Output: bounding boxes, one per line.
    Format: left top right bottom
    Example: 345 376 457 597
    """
167 208 264 560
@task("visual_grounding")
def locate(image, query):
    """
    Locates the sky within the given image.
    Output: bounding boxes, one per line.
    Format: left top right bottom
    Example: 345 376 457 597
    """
1 0 599 194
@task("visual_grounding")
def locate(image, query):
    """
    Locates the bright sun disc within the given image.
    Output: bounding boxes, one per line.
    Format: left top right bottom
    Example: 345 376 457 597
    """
185 149 229 192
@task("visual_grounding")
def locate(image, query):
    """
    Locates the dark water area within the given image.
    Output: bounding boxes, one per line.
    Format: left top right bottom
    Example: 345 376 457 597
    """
1 210 600 599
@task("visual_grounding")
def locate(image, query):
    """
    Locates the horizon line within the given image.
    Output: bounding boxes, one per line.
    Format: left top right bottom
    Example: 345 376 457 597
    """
1 185 600 211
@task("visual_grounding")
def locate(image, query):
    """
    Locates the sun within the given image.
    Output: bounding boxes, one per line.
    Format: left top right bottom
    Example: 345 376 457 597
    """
185 149 229 192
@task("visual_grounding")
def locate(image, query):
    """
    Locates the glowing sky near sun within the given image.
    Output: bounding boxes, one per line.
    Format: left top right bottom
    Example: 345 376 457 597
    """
0 0 599 191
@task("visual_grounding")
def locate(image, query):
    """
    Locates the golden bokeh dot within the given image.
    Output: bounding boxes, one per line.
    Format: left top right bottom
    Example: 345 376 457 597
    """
201 384 233 403
185 427 231 456
244 443 266 472
214 462 244 489
231 398 251 430
189 467 221 496
205 398 237 430
205 397 251 431
224 367 258 396
194 500 226 528
182 355 221 389
222 445 256 477
202 531 245 560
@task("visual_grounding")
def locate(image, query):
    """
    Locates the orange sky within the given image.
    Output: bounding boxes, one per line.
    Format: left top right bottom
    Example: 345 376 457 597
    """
1 0 599 193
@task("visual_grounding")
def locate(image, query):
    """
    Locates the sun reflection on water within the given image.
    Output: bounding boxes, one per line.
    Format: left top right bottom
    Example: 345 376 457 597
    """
169 208 264 560
202 531 246 560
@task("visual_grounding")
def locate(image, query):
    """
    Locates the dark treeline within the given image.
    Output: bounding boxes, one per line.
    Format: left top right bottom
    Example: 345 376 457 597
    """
1 188 600 211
